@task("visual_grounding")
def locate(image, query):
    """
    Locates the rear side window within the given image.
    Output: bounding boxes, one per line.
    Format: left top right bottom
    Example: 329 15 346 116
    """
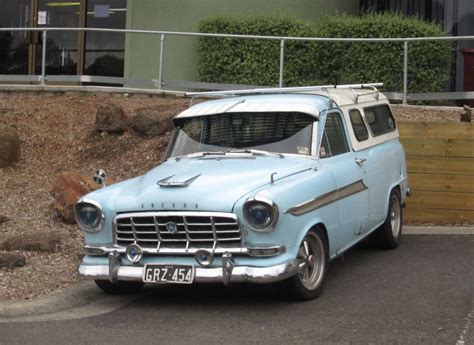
349 109 369 141
363 104 396 136
320 113 349 158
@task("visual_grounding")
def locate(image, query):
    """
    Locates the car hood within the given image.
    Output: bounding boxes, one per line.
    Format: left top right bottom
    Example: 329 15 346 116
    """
114 155 313 213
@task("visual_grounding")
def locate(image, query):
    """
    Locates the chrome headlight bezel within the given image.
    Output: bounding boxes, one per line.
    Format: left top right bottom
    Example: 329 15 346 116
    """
243 196 279 233
74 198 105 233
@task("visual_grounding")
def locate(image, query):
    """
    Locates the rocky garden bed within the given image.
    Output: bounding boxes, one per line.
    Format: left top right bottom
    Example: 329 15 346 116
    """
0 90 467 302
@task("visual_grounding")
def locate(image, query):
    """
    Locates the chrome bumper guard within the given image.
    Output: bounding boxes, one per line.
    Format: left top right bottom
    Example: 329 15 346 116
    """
79 252 299 285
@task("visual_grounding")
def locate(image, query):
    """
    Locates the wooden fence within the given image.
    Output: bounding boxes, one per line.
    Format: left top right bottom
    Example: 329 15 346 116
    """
398 121 473 223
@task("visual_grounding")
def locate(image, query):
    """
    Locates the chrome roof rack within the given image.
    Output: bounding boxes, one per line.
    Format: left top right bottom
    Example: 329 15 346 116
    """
350 85 381 104
185 83 383 98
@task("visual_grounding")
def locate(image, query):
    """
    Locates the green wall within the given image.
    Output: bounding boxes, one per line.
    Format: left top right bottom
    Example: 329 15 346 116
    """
124 0 359 84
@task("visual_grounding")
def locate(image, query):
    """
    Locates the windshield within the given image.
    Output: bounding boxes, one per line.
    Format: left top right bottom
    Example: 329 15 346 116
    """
169 112 316 158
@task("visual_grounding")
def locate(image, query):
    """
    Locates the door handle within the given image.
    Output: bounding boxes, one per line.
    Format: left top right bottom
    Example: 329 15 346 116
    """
355 158 367 167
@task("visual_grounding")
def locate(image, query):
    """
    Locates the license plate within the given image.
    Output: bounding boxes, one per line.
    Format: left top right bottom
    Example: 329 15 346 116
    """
143 264 195 284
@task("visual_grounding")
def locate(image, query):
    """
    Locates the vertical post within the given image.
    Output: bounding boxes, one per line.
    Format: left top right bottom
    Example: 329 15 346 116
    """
402 41 408 105
158 34 165 89
279 40 285 88
41 30 47 86
76 0 87 75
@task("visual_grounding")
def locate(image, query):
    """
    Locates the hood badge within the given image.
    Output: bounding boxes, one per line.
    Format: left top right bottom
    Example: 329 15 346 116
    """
165 222 178 233
157 174 201 188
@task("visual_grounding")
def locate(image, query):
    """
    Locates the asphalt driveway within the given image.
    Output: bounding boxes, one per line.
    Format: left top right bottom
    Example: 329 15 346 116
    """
0 234 472 345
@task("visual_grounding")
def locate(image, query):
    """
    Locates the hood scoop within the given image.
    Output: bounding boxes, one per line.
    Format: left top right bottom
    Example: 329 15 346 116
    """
157 173 201 188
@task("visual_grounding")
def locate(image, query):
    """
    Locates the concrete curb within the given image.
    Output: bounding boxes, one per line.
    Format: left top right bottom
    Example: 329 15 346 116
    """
0 282 102 318
404 226 474 235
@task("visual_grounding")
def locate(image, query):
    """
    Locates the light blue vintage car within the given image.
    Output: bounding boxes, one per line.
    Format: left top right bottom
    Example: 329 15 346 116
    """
76 84 409 300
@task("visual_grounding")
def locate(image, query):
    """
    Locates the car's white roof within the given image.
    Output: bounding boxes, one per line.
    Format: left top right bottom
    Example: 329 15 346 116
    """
175 89 388 119
175 94 327 119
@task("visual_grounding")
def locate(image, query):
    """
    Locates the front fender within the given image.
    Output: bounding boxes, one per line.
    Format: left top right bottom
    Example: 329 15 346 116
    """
233 168 341 258
79 177 141 246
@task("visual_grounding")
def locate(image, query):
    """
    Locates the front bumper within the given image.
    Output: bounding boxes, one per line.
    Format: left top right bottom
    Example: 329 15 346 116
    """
78 252 299 285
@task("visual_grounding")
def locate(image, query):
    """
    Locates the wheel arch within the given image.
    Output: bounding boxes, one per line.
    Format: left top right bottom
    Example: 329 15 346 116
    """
384 182 402 218
308 222 330 253
392 184 401 195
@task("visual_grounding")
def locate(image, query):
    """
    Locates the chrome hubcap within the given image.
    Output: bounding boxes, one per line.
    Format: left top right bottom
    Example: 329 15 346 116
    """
390 194 401 238
297 232 325 290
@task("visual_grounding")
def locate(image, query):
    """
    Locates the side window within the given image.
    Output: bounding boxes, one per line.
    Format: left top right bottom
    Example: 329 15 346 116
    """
320 132 330 158
320 112 349 158
363 104 396 136
349 109 369 141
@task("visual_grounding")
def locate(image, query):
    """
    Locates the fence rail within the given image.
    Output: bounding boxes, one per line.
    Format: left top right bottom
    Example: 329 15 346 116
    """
1 27 474 103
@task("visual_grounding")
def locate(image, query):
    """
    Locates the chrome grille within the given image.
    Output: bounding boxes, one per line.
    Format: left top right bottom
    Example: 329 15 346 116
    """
114 212 242 250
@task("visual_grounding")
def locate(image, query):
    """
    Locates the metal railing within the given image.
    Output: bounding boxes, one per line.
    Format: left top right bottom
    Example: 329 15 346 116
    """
1 27 474 103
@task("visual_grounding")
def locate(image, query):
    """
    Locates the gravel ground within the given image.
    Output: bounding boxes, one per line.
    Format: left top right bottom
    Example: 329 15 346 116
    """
391 104 463 122
0 91 465 302
0 92 189 302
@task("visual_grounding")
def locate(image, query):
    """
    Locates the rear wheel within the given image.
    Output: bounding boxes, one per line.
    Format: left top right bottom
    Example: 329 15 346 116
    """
94 280 144 295
285 228 329 300
369 189 402 249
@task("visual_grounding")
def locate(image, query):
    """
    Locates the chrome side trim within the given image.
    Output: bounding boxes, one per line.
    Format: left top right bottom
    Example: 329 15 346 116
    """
84 245 286 257
79 259 299 284
285 179 368 216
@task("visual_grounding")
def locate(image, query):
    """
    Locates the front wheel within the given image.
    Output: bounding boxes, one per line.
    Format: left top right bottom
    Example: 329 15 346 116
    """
94 280 145 295
369 189 403 249
284 228 329 300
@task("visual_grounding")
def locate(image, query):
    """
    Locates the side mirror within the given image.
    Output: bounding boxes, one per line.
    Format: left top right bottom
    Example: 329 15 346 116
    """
93 169 107 188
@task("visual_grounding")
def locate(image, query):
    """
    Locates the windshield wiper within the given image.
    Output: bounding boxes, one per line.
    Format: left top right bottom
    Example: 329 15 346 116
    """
173 149 284 161
197 151 227 156
227 149 284 158
173 151 226 160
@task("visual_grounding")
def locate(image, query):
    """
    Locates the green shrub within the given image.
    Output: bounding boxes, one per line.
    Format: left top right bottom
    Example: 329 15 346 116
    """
197 13 452 93
311 13 452 93
198 16 317 87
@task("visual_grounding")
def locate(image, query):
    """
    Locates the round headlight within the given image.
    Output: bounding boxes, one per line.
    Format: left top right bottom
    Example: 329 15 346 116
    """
243 197 279 232
74 199 105 232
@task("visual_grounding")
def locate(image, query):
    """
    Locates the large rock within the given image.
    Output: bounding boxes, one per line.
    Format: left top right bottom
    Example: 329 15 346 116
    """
95 104 127 133
52 171 116 224
0 215 9 224
0 123 21 167
130 107 174 137
0 253 26 268
1 233 61 253
52 171 95 224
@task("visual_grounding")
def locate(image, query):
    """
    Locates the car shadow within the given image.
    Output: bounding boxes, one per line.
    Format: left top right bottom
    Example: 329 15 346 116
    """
126 238 393 309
